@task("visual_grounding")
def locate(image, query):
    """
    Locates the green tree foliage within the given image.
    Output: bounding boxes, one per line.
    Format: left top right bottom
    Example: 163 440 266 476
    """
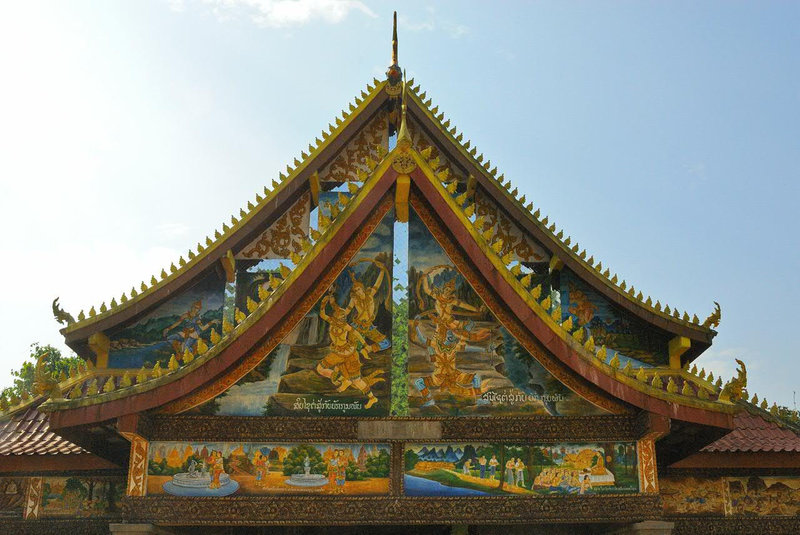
404 449 419 471
345 464 365 481
2 343 84 399
774 405 800 427
63 477 88 498
390 297 409 416
282 444 325 476
365 448 391 477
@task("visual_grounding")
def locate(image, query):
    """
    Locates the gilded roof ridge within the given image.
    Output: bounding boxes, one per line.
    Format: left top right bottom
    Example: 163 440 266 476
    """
404 81 720 335
59 78 388 335
411 147 737 415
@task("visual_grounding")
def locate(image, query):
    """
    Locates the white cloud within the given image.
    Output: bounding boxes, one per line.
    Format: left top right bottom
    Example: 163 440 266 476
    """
693 347 755 384
174 0 377 28
400 7 469 39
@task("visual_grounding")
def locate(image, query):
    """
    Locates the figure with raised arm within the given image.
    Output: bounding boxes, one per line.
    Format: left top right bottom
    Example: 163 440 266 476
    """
411 266 492 407
316 290 381 409
345 259 391 355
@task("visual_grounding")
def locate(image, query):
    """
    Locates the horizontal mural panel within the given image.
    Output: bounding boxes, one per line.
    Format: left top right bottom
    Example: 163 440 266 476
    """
404 442 638 497
662 475 800 517
147 441 391 497
39 476 123 518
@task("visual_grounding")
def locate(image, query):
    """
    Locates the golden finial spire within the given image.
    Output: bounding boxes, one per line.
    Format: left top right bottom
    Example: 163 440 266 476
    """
392 11 398 66
386 11 402 85
396 70 411 148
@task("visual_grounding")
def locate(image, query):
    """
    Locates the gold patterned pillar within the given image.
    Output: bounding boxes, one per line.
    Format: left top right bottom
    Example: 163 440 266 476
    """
637 438 659 493
125 435 149 496
23 476 42 519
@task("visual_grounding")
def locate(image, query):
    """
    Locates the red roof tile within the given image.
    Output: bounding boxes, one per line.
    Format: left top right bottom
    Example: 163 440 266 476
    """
703 410 800 453
0 404 84 456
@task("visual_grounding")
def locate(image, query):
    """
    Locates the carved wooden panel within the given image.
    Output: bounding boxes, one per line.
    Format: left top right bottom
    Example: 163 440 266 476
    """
144 415 642 442
123 494 662 525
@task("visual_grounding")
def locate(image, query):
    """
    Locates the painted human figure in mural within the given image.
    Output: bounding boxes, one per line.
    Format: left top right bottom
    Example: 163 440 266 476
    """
411 266 492 407
316 292 381 409
327 452 338 490
344 258 391 355
515 458 526 487
335 449 348 493
161 300 219 355
489 454 499 479
207 450 225 489
253 450 269 489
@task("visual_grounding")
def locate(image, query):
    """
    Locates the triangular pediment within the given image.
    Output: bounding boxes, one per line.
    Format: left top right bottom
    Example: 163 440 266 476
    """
30 80 735 436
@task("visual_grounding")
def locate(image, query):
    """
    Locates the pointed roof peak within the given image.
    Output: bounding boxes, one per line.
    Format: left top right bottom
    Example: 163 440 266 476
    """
386 11 402 86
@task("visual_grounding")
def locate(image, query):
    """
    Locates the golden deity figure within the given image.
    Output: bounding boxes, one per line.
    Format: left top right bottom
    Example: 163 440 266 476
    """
411 266 492 407
344 258 391 355
316 291 381 409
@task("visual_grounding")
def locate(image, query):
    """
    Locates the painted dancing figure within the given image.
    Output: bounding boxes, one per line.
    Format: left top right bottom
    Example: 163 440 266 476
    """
411 266 492 407
316 292 381 409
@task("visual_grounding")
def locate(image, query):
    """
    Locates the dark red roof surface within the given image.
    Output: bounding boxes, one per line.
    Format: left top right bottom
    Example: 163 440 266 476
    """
702 410 800 453
0 405 84 456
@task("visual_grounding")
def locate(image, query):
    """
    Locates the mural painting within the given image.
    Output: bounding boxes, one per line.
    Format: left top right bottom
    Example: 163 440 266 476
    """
108 271 225 369
191 210 394 416
660 476 725 515
407 209 607 416
559 272 670 367
0 477 26 518
404 442 638 496
725 476 800 516
147 442 390 496
39 477 123 518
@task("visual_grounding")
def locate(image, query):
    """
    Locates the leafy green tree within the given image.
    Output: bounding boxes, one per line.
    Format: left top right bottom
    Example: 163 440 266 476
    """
365 449 391 477
404 449 420 471
390 296 409 416
282 445 325 476
345 464 365 481
2 343 84 399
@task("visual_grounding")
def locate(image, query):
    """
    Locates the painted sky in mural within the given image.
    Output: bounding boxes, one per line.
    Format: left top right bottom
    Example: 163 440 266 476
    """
407 209 606 417
191 209 394 417
148 441 390 497
404 442 638 497
108 271 225 369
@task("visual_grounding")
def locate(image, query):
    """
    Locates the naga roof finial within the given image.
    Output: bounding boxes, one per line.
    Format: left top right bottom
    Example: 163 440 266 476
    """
386 11 402 86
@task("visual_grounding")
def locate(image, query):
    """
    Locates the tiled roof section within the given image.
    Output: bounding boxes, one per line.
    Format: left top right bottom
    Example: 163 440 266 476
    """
0 405 84 456
703 410 800 453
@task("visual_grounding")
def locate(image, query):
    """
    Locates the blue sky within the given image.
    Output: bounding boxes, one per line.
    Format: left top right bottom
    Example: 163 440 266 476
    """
0 1 797 407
